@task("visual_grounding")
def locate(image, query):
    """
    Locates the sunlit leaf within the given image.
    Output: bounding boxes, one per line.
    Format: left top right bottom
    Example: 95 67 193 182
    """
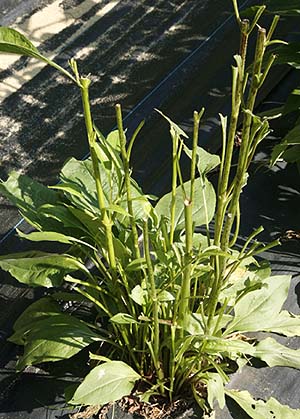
155 178 216 231
204 373 225 409
0 171 61 231
226 275 295 335
16 314 98 371
70 361 140 405
226 389 300 419
9 297 61 345
155 109 188 139
0 251 86 287
110 313 138 325
255 337 300 368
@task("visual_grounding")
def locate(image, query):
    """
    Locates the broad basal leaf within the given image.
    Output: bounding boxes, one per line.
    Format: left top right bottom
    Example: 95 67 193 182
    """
226 275 291 334
155 177 216 231
70 361 140 406
0 171 61 231
203 373 225 409
205 337 255 359
9 297 61 345
226 389 300 419
0 251 86 287
255 337 300 369
257 310 300 337
17 229 96 251
16 314 99 371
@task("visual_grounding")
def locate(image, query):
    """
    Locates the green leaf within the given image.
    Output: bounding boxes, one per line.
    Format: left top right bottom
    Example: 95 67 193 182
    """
204 373 225 409
258 310 300 337
155 177 216 231
0 26 42 59
205 337 255 358
9 297 61 345
255 337 300 369
106 130 121 151
226 389 300 419
283 88 300 115
226 275 293 334
184 146 220 176
130 284 148 305
275 42 300 69
157 290 175 302
70 361 140 406
186 313 232 335
282 144 300 163
155 109 188 139
0 171 61 231
110 313 138 325
0 251 86 287
265 0 300 15
126 258 147 272
0 27 75 81
16 314 98 370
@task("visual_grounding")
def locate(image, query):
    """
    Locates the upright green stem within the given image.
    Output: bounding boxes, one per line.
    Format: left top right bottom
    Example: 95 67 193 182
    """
178 200 193 336
221 28 266 252
207 21 249 332
143 220 165 393
170 133 179 245
115 104 140 260
80 78 117 274
190 110 203 202
214 20 249 248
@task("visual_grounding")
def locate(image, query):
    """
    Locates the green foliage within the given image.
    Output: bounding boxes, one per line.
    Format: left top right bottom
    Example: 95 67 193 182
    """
0 7 299 419
69 361 140 406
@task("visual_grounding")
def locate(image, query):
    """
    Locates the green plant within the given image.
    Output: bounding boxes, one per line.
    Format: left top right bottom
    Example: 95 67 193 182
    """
244 0 300 170
1 2 300 418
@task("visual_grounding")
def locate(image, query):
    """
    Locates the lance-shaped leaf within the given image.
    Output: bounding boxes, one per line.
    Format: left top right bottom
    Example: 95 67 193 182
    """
9 297 62 345
226 389 300 419
0 251 87 287
0 171 61 232
156 109 188 139
226 275 292 334
203 373 225 410
155 177 216 231
0 26 75 81
110 313 139 325
16 314 99 371
70 361 140 405
255 337 300 369
184 145 220 176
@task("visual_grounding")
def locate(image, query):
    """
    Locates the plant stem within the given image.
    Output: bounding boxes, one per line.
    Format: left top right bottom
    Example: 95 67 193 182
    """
143 219 165 394
214 20 249 249
115 104 140 260
207 21 249 332
170 133 179 245
178 199 193 336
80 77 117 274
221 27 266 252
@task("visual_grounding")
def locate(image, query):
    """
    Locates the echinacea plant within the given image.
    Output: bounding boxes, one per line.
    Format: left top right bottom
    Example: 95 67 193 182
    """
0 1 300 418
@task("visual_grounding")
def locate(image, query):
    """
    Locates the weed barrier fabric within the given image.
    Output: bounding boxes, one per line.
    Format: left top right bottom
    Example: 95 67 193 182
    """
0 3 300 419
